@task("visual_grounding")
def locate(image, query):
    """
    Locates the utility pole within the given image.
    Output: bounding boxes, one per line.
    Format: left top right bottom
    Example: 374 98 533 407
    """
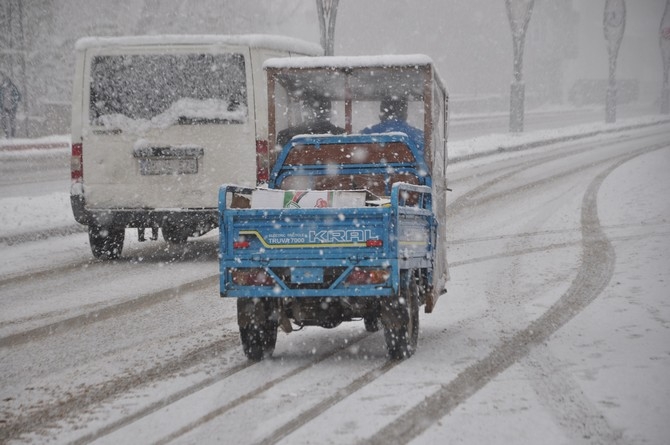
660 0 670 114
316 0 339 56
505 0 535 133
603 0 626 123
0 0 28 137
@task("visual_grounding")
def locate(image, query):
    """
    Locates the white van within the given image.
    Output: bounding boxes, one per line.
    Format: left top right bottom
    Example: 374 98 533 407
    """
70 35 322 259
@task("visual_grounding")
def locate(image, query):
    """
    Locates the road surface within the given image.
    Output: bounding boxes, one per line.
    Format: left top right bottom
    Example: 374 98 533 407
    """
1 121 669 444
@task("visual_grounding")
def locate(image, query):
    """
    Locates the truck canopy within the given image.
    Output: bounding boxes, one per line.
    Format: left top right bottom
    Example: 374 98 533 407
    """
264 54 447 183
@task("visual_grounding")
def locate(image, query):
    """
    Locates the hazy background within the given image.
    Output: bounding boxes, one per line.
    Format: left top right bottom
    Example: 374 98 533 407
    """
0 0 666 137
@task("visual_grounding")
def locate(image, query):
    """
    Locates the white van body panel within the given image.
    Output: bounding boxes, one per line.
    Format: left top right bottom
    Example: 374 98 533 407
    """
70 35 321 237
81 43 257 209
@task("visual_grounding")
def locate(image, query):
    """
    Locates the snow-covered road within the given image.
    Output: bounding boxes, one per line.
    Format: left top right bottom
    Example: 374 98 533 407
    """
1 118 669 444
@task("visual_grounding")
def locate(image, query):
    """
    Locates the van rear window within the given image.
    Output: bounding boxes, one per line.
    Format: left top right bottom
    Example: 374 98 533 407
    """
89 53 247 126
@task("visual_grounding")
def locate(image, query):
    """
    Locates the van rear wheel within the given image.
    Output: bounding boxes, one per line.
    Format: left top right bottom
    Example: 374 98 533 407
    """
89 225 124 260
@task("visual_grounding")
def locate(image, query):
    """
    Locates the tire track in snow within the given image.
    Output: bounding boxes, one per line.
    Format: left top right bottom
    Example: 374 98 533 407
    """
522 346 626 445
37 335 375 444
461 149 635 211
251 360 399 445
148 332 377 445
1 330 241 443
68 344 250 445
0 240 219 345
0 234 211 288
446 129 669 218
474 161 624 445
0 275 217 348
0 256 95 289
0 224 87 246
449 228 670 268
445 133 639 218
449 220 669 246
363 144 665 444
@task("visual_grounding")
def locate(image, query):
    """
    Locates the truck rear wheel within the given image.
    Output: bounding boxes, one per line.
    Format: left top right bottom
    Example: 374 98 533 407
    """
237 298 278 361
382 271 419 360
88 225 124 260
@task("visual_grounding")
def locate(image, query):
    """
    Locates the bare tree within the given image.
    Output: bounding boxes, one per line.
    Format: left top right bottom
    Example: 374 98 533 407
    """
316 0 339 56
660 0 670 114
0 0 29 137
603 0 626 123
505 0 535 133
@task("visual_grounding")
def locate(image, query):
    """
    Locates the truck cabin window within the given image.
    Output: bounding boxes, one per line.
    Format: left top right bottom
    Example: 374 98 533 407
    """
89 53 248 125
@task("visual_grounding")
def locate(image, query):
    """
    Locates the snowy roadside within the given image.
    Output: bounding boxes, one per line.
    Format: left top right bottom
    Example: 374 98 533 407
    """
448 114 670 161
1 115 668 241
0 134 70 151
0 135 74 242
0 193 79 243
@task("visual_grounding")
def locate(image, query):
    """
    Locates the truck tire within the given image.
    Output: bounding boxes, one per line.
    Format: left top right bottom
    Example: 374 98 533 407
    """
88 225 125 260
237 298 278 361
364 315 380 332
382 271 419 360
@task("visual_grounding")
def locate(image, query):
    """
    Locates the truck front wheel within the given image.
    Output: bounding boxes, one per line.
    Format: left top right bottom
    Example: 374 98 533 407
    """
382 271 419 359
237 298 278 361
88 225 125 260
162 224 189 244
364 315 380 332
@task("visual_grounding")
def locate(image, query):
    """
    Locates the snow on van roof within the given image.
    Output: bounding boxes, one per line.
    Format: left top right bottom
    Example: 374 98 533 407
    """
75 34 323 56
263 54 434 70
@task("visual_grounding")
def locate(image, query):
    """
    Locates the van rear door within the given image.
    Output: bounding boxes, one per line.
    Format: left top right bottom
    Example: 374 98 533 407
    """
82 44 257 210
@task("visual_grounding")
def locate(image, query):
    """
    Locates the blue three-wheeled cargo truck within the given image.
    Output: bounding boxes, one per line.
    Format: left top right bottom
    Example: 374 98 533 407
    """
219 55 449 360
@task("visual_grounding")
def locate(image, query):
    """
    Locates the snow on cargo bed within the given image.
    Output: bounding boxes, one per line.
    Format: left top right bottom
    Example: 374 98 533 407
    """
263 54 434 70
250 189 369 209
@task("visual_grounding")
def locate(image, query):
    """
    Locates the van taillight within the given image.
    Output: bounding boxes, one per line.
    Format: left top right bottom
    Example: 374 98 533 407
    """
71 143 83 182
256 139 269 184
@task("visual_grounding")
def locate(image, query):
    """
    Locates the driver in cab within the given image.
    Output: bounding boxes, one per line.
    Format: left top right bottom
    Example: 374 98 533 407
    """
361 96 424 153
277 95 345 148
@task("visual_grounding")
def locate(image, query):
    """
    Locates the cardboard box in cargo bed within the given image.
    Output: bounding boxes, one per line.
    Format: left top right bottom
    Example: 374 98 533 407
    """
251 189 368 209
